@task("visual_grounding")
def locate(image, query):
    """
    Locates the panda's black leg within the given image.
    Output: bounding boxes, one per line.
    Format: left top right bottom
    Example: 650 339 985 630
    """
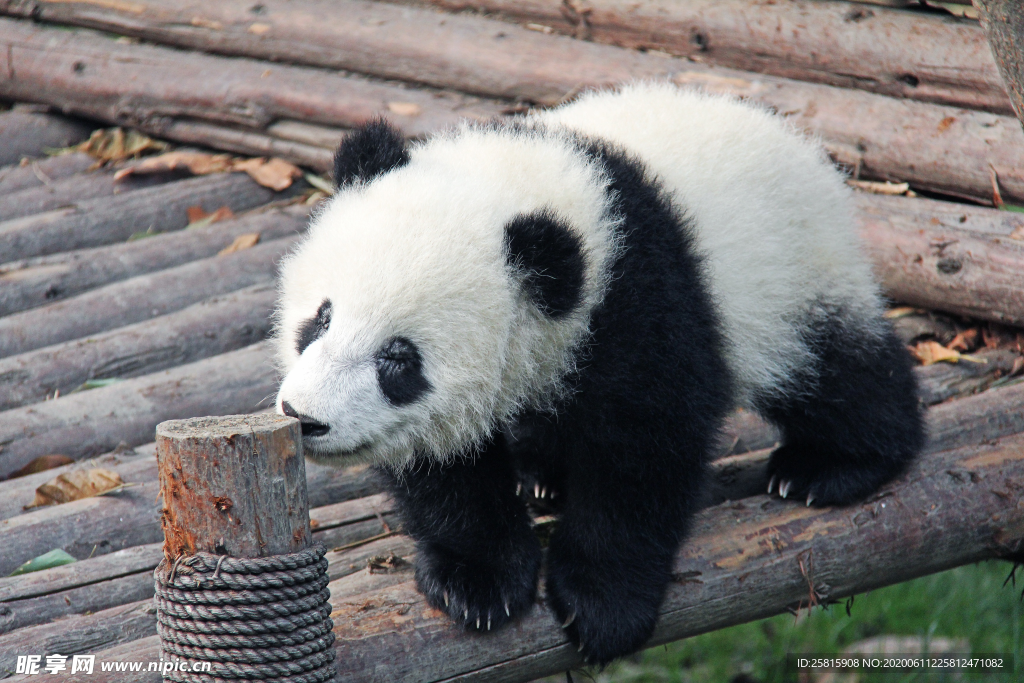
376 436 541 632
760 319 925 506
544 436 705 666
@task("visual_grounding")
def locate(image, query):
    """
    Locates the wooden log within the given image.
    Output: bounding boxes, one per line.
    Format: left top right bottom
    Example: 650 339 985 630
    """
0 493 397 634
149 118 334 173
0 170 281 263
156 413 309 558
3 5 1018 206
0 285 276 411
0 342 277 479
0 203 308 317
0 236 296 359
915 348 1021 406
0 151 95 194
856 193 1024 326
0 19 504 139
420 0 1010 114
0 166 179 223
0 108 92 165
975 0 1024 128
28 429 1024 683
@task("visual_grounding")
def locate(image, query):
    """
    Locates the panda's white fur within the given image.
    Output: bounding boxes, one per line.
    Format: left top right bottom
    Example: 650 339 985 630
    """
276 82 881 465
276 125 622 465
539 83 884 403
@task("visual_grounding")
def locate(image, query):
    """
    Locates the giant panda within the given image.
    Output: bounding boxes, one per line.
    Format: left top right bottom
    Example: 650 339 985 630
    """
274 82 924 664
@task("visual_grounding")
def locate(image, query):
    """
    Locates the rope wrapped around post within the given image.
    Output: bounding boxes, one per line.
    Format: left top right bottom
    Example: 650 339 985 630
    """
154 414 337 682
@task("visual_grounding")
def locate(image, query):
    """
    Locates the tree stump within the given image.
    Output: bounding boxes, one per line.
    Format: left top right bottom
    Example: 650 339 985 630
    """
156 413 309 559
976 0 1024 130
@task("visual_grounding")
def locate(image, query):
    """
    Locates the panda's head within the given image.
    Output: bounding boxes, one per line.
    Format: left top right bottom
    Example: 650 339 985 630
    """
275 119 620 469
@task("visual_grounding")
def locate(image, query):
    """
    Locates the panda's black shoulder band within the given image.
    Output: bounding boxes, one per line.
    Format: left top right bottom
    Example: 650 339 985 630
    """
333 118 410 189
504 210 586 319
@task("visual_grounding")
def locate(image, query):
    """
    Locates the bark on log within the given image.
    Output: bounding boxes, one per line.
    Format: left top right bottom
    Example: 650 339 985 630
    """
975 0 1024 129
21 429 1023 683
3 6 1018 206
0 236 296 359
0 19 504 139
0 495 397 648
148 118 335 173
0 171 282 263
420 0 1010 114
856 193 1024 326
0 342 277 479
0 151 95 194
915 348 1021 406
0 167 179 223
0 203 308 317
156 414 309 559
0 108 92 165
0 285 276 411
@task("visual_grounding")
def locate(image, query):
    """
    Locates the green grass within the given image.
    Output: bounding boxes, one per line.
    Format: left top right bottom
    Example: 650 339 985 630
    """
586 561 1022 683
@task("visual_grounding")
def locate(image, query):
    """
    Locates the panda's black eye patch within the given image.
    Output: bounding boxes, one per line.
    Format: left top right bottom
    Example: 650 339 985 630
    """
375 336 431 406
504 210 585 319
295 299 332 354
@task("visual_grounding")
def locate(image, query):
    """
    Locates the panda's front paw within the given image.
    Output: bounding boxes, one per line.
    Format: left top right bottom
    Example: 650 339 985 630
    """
414 539 541 632
546 552 662 665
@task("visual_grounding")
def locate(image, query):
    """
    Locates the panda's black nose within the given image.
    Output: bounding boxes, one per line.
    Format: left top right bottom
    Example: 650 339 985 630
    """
281 401 330 437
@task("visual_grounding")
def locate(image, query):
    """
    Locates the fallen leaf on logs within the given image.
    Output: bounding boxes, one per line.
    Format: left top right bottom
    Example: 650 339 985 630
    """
29 468 124 507
218 233 261 255
948 329 979 352
6 454 74 480
73 128 167 164
910 340 985 366
113 151 235 180
386 102 423 117
9 549 77 576
883 306 925 320
847 180 911 195
232 157 302 190
186 205 236 229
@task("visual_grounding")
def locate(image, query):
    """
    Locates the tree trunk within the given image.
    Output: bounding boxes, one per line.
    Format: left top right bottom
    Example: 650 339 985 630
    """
975 0 1024 129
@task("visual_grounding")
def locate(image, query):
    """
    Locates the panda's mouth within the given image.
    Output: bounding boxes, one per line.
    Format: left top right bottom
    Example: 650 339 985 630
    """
300 418 330 438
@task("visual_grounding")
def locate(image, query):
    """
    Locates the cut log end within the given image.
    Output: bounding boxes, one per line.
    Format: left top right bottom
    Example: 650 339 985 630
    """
156 413 308 560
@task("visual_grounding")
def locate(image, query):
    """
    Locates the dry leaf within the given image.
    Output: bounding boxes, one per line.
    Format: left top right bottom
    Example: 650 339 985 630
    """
30 468 124 507
387 102 422 117
948 329 978 352
910 340 962 366
75 128 167 163
1009 224 1024 241
883 306 924 320
8 454 74 480
114 151 234 180
186 205 236 230
218 233 261 256
232 157 302 191
847 180 911 195
248 22 271 34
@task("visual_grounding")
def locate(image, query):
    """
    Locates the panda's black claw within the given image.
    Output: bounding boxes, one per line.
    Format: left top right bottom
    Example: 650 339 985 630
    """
767 474 777 494
562 610 576 629
806 492 816 507
779 479 792 499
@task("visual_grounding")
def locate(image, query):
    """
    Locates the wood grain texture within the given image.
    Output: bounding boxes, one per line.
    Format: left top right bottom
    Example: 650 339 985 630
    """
0 108 92 165
0 235 296 358
0 171 280 263
0 342 278 478
0 151 95 194
0 202 308 317
156 413 309 558
0 18 504 137
0 284 277 410
856 193 1024 325
976 0 1024 128
421 0 1009 113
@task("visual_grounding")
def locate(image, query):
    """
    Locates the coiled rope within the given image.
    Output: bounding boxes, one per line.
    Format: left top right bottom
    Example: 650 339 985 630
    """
154 544 336 682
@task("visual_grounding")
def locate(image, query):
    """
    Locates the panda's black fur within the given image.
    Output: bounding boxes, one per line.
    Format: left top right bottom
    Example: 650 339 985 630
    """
279 87 925 665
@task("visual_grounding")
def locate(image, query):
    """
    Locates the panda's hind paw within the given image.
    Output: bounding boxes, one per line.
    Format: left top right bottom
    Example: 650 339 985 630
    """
414 540 540 633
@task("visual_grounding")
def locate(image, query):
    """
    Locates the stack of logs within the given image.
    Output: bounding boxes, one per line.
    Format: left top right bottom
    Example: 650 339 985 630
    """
0 1 1023 681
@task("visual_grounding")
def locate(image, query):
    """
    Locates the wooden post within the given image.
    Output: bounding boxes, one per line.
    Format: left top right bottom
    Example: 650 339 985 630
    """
155 413 309 559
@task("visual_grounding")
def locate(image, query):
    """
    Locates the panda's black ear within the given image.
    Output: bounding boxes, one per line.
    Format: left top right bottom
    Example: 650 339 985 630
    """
504 211 586 319
333 118 410 189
